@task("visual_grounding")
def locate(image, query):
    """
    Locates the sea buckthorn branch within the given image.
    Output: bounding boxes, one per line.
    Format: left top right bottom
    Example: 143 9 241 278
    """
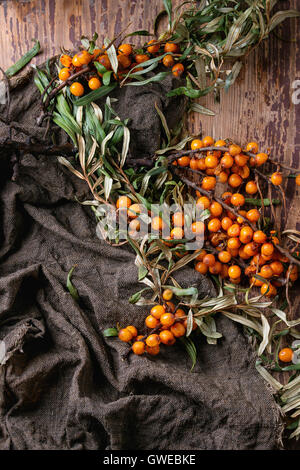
167 146 229 162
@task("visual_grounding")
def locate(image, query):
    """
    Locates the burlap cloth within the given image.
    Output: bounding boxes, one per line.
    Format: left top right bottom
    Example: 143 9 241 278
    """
0 68 282 450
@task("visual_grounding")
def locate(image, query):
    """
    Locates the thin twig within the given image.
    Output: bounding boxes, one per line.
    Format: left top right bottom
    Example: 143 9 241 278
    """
0 66 11 122
275 245 300 268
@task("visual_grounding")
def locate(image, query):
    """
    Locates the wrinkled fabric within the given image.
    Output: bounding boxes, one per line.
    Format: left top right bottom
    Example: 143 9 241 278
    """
0 68 282 450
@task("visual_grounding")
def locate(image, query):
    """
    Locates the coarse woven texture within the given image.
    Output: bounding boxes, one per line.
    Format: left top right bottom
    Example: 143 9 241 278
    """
0 69 282 450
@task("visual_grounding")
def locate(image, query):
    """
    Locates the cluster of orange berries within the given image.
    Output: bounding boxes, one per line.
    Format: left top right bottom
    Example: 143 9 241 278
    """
118 289 192 356
59 41 184 97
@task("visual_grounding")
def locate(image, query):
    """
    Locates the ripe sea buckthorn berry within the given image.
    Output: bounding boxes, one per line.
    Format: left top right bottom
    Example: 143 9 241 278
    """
118 44 132 56
160 313 175 327
205 154 219 169
171 227 184 239
191 139 203 150
197 196 210 209
151 305 166 319
271 172 283 185
195 249 207 261
146 344 160 355
269 261 284 275
88 77 101 90
230 277 241 285
231 193 245 207
229 144 242 156
132 341 145 355
128 203 142 218
70 82 84 96
77 50 92 65
228 173 242 188
172 63 184 77
127 325 138 337
208 218 221 233
135 54 149 64
72 54 82 67
166 301 176 313
145 315 160 328
278 347 293 363
117 54 132 69
239 246 250 260
195 261 208 274
203 254 216 267
202 176 216 190
209 261 222 274
146 334 160 348
215 139 226 147
163 54 175 67
246 142 259 153
228 265 241 279
118 328 133 342
163 289 173 301
197 158 206 170
261 243 274 257
152 216 165 231
222 191 233 204
170 322 186 338
191 221 205 234
218 171 229 183
227 237 241 250
218 251 231 263
136 335 144 341
251 276 263 287
244 242 259 257
221 216 233 231
172 212 184 227
128 219 140 237
261 283 277 297
202 136 214 146
235 153 248 167
247 209 260 222
245 265 257 276
206 168 215 176
253 230 267 244
175 309 186 320
228 224 241 238
255 152 268 166
221 264 229 278
240 165 250 179
296 174 300 186
259 265 274 279
221 152 234 169
98 54 111 69
289 265 298 282
147 40 160 54
251 254 265 266
190 158 198 170
92 48 102 60
210 201 222 217
237 210 247 224
117 195 131 209
240 226 254 244
177 156 190 167
59 67 71 81
60 54 72 67
159 330 176 345
183 318 197 331
164 42 180 53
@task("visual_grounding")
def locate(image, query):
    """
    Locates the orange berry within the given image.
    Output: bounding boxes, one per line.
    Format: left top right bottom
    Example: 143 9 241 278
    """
117 195 131 209
146 344 160 355
202 176 216 190
72 54 82 67
189 158 198 170
278 347 293 363
59 67 71 81
296 174 300 186
253 230 267 244
151 305 166 319
228 265 241 279
159 330 176 345
218 171 229 183
175 309 186 320
227 237 241 250
208 218 221 233
126 325 138 337
209 261 222 274
162 289 173 301
195 249 207 261
98 54 111 69
261 283 277 297
259 265 274 279
77 50 92 65
244 242 259 257
172 63 184 77
146 334 160 347
205 168 215 176
135 54 149 64
228 173 242 188
202 136 214 147
245 181 258 195
270 261 284 276
128 203 142 218
240 165 250 179
221 153 234 169
177 156 190 167
166 301 176 313
247 209 260 222
128 219 140 237
172 212 184 227
255 152 268 166
132 341 145 355
160 313 175 327
246 142 259 153
118 328 133 342
205 154 219 169
171 227 184 239
92 48 102 60
152 216 165 231
222 191 233 204
218 250 231 263
197 158 206 170
197 196 210 209
229 144 242 156
70 82 84 96
237 210 247 225
239 226 254 244
235 154 248 167
215 139 226 147
203 254 216 267
164 42 179 53
271 172 282 186
230 193 245 207
191 221 205 234
183 318 197 331
210 201 222 217
195 261 208 274
60 54 72 68
251 276 263 287
145 315 160 328
228 224 241 238
289 265 298 282
147 39 160 54
118 43 133 56
261 243 274 257
88 77 101 90
191 139 203 150
239 246 250 260
170 322 186 337
163 54 175 67
221 216 233 231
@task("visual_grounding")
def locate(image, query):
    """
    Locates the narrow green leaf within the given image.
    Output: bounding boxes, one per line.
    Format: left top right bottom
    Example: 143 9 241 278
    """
103 327 118 337
126 71 169 87
180 337 197 371
73 83 117 106
67 266 79 302
6 39 40 78
103 71 113 86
